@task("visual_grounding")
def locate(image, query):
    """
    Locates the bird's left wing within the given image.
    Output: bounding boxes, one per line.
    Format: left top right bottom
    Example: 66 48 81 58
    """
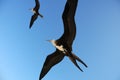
29 14 38 28
39 49 65 80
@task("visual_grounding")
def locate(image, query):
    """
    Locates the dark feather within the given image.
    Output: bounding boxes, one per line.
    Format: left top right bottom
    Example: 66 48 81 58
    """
68 55 83 72
59 1 69 42
39 50 65 80
29 14 38 28
66 0 78 46
72 53 88 68
35 0 40 10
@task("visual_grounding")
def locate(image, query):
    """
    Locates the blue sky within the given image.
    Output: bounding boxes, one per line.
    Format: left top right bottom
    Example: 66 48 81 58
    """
0 0 120 80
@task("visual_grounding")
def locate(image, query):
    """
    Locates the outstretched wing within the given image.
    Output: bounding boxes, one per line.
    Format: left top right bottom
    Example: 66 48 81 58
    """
39 50 65 80
35 0 40 10
66 0 78 46
29 14 38 28
59 0 78 46
58 1 70 42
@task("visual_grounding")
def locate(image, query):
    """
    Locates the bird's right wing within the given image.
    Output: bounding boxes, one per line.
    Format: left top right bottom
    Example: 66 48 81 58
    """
66 0 78 46
59 0 78 46
59 1 70 42
39 50 65 80
29 14 38 28
35 0 40 10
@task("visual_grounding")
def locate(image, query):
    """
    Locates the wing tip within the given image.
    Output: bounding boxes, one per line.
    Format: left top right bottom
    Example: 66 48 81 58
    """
39 71 44 80
29 25 32 29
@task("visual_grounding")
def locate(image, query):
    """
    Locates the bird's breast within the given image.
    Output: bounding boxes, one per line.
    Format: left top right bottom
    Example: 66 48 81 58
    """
56 45 64 52
32 9 36 14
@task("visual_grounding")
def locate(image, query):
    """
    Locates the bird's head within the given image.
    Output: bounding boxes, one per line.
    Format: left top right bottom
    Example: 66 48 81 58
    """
46 40 54 42
47 40 57 47
29 8 33 11
46 40 56 45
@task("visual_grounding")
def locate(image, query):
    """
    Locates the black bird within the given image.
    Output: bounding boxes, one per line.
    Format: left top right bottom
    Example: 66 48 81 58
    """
29 0 43 29
39 0 87 80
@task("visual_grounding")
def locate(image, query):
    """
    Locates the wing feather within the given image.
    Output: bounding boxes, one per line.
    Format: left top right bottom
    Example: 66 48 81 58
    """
35 0 40 10
29 14 38 28
66 0 78 46
39 50 65 80
59 1 69 42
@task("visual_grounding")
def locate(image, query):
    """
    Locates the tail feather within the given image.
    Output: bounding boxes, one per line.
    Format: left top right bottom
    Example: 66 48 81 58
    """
39 13 43 18
68 56 83 72
72 53 88 68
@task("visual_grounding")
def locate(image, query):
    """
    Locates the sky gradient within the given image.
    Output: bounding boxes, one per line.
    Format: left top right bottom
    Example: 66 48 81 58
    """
0 0 120 80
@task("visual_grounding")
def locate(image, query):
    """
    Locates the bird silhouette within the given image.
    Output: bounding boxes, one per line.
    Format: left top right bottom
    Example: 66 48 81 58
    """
29 0 43 29
39 0 87 80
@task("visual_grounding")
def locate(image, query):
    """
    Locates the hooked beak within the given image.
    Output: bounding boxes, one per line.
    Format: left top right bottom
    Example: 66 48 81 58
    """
29 8 32 11
46 40 51 42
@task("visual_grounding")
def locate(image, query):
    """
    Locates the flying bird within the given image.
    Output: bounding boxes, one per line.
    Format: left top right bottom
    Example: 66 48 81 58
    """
29 0 43 29
39 0 87 80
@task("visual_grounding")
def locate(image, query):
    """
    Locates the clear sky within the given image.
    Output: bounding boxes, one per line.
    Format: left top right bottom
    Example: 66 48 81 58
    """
0 0 120 80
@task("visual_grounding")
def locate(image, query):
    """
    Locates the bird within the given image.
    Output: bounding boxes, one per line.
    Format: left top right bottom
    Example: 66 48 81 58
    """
39 0 87 80
29 0 43 29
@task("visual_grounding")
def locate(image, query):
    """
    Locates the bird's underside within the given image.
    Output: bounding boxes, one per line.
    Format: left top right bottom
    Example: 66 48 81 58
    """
39 0 87 80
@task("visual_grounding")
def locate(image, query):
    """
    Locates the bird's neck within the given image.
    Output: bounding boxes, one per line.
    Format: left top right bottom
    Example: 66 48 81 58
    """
31 9 36 13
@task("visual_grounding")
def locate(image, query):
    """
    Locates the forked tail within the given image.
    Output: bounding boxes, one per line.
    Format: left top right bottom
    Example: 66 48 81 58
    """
68 55 83 72
68 53 87 72
72 53 88 68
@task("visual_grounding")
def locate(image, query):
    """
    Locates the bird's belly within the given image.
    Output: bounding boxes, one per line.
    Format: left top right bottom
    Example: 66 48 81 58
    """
55 45 67 54
56 45 64 52
32 10 36 14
